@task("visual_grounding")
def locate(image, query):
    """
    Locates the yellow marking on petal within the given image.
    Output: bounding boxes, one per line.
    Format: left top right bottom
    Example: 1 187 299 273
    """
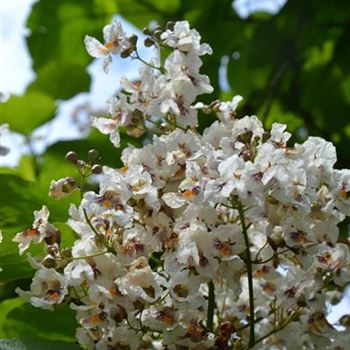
24 228 39 237
339 189 348 199
46 290 60 301
109 287 120 296
102 200 112 209
105 41 115 49
175 168 185 178
183 189 194 199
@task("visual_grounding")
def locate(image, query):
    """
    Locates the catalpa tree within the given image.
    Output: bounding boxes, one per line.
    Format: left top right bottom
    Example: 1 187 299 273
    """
11 20 350 350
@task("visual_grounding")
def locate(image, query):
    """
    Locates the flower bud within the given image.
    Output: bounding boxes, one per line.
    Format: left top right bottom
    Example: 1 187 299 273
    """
266 195 279 205
42 255 57 268
76 160 86 171
262 131 270 143
91 164 103 175
49 177 77 199
166 21 175 30
144 37 154 47
236 130 253 144
219 321 234 339
120 47 134 58
142 27 152 35
128 34 138 46
113 304 127 323
65 151 78 164
153 30 162 40
44 224 61 245
61 247 72 258
88 148 100 162
47 245 59 256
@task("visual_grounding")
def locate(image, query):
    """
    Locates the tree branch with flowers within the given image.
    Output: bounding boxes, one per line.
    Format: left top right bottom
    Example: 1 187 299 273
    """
11 19 350 350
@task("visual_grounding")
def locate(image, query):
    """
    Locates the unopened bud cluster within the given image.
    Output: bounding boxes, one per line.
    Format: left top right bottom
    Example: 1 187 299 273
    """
13 20 350 350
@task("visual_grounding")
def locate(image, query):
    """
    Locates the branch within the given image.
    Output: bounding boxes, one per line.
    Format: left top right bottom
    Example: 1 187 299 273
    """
207 280 215 332
235 199 255 347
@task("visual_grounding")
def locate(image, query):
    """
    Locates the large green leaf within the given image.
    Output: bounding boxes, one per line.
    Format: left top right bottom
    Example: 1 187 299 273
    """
0 339 81 350
1 92 56 135
117 0 180 28
26 0 116 72
0 174 79 282
0 297 23 334
28 62 91 100
0 299 77 342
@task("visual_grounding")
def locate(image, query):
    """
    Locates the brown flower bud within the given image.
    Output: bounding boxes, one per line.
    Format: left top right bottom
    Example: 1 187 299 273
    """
44 224 61 245
166 21 175 30
65 151 78 164
88 148 100 162
237 130 253 144
42 255 57 268
47 245 59 256
142 27 152 35
61 247 72 258
219 321 234 339
144 37 154 47
128 34 138 46
91 164 103 175
113 304 127 323
153 30 162 40
120 47 134 58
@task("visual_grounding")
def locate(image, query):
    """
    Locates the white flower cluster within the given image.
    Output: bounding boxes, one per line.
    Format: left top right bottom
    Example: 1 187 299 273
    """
86 20 213 148
14 20 350 350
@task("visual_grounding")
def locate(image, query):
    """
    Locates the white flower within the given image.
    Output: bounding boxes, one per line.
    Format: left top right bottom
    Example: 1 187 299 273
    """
49 177 77 199
216 95 243 125
12 206 50 255
161 21 212 55
91 94 133 148
165 50 213 95
16 268 67 310
84 20 128 72
116 257 165 302
159 79 199 127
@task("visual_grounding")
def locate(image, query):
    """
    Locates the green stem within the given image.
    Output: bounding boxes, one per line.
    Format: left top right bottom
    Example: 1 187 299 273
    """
134 50 162 71
207 280 215 332
83 209 116 254
236 200 255 348
62 250 108 261
249 308 302 349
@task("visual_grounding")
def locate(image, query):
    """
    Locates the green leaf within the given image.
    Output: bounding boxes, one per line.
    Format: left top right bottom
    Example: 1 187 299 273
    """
0 229 38 283
28 62 91 100
0 298 23 334
0 299 77 342
17 155 37 181
117 0 180 28
0 339 81 350
1 92 56 135
0 173 79 282
0 155 36 181
26 0 114 72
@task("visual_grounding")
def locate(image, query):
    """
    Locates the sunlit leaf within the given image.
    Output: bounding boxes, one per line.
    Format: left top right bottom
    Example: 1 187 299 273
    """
1 93 56 135
28 62 91 100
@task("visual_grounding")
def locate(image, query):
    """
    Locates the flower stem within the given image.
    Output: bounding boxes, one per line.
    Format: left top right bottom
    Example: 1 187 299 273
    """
236 200 255 348
134 49 162 71
207 280 215 332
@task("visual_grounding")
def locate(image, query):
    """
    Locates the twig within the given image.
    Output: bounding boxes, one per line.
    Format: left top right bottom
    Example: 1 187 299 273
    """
207 280 215 332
